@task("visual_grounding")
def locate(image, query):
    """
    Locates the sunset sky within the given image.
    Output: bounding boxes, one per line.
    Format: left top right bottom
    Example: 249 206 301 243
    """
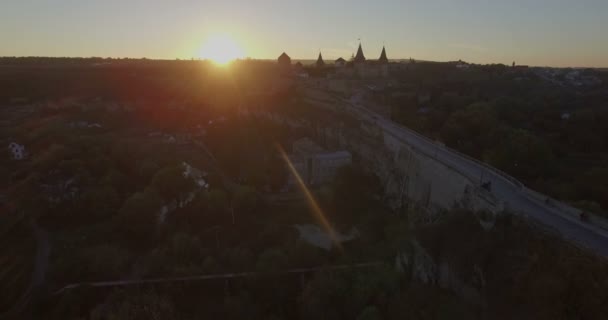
1 0 607 67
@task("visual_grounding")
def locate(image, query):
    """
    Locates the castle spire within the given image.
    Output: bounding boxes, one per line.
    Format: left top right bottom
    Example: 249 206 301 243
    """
316 52 325 67
378 46 388 64
354 42 366 63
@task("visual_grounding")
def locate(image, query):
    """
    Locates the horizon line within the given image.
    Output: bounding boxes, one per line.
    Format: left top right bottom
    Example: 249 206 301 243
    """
0 55 606 69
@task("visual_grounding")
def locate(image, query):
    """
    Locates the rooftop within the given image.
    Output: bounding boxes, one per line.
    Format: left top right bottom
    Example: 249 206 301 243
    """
354 43 366 63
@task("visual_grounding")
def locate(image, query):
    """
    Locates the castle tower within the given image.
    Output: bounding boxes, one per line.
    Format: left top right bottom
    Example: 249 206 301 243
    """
316 52 325 67
378 46 388 64
354 42 366 63
278 52 291 66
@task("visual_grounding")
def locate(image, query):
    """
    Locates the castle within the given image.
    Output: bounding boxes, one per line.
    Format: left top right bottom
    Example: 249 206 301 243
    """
278 42 391 78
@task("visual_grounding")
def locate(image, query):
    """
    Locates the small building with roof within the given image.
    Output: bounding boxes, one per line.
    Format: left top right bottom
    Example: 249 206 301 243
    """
278 52 291 67
335 57 346 67
289 138 352 186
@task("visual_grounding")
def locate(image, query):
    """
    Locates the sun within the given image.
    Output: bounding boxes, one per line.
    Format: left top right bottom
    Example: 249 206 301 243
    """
199 34 244 65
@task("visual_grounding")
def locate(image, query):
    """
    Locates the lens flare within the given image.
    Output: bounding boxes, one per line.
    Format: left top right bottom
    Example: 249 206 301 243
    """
276 144 342 250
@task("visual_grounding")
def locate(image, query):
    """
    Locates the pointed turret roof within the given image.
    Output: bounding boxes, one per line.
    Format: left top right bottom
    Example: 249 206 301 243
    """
378 46 388 64
354 43 366 63
278 52 291 66
316 52 325 67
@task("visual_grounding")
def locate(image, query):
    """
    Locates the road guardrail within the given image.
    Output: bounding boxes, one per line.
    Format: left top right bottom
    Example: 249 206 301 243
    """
337 94 608 233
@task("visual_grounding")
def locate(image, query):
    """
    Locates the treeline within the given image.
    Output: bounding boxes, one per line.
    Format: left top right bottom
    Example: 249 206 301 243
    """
0 58 286 106
389 63 608 215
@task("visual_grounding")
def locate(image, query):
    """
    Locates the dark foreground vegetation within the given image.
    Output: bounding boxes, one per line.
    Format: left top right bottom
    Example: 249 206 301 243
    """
1 58 607 319
34 209 608 320
0 220 35 314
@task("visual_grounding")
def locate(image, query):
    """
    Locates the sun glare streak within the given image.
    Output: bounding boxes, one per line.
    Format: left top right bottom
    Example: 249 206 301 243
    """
276 144 343 250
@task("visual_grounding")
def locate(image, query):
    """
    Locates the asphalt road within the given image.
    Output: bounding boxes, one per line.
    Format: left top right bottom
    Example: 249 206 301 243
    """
277 83 607 255
330 90 608 257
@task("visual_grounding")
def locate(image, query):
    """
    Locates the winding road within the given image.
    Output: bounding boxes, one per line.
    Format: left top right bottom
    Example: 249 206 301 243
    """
304 85 608 257
360 101 608 256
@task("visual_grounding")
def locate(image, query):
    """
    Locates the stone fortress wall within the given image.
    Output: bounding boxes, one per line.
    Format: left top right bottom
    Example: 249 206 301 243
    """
310 117 502 217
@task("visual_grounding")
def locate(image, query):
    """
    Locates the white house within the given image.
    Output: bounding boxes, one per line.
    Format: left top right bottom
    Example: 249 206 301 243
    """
182 162 209 189
8 142 26 160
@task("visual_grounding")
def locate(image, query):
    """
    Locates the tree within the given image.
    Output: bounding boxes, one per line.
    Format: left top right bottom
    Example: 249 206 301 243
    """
331 166 382 225
90 289 177 320
118 189 162 243
138 159 160 181
357 306 382 320
256 248 288 274
31 143 69 172
169 192 209 232
150 165 195 202
133 247 171 277
574 167 608 213
169 233 204 265
12 172 49 219
299 268 399 320
268 153 288 191
484 128 554 180
77 185 121 221
202 256 219 273
383 216 411 254
224 291 259 320
233 185 257 215
101 168 131 195
224 246 254 271
286 240 325 268
441 102 500 157
299 271 350 319
207 189 229 215
81 244 130 280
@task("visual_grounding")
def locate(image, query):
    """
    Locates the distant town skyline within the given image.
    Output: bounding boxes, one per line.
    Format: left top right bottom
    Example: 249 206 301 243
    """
1 0 608 67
